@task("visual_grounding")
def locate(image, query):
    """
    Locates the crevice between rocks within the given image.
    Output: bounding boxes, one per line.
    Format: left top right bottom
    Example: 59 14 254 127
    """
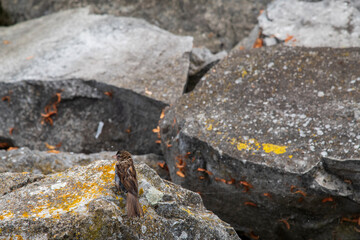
0 2 12 26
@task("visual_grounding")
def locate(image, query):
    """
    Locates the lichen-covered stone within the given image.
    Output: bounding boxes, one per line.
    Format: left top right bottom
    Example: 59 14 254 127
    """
0 159 239 239
160 46 360 239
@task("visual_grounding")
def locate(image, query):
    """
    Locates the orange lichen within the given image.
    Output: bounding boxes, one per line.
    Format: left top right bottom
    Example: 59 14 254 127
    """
47 150 60 154
104 91 113 98
215 177 227 183
7 147 19 151
263 193 272 198
227 178 235 185
244 201 257 207
1 96 10 102
45 143 57 150
41 92 62 126
322 197 334 203
9 127 14 135
157 162 166 168
279 219 290 229
239 181 254 189
293 190 307 197
249 231 260 240
176 171 185 178
253 38 263 48
160 109 165 119
152 126 160 133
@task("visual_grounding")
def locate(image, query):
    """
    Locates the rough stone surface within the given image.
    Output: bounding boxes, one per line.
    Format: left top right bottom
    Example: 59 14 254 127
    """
0 8 192 103
186 47 227 92
0 79 166 155
0 172 44 196
0 159 239 239
258 0 360 48
0 148 170 180
0 0 271 52
189 48 227 77
160 46 360 239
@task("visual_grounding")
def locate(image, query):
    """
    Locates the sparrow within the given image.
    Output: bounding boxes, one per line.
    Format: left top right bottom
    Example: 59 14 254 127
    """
113 150 143 217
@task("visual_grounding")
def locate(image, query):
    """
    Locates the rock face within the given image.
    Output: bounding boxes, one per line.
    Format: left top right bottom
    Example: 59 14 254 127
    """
0 80 166 154
0 8 192 103
0 159 239 239
257 0 360 47
160 46 360 239
0 0 271 52
0 148 170 180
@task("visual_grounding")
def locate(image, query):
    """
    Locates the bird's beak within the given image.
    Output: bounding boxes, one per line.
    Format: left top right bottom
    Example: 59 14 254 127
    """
112 155 117 159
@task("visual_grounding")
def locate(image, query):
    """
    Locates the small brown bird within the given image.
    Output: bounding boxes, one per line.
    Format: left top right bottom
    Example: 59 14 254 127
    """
113 150 143 217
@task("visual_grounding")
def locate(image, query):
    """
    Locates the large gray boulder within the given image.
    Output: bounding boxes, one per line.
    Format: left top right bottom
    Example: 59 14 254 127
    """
0 80 166 154
0 8 192 103
0 0 271 52
257 0 360 48
160 46 360 239
0 158 239 239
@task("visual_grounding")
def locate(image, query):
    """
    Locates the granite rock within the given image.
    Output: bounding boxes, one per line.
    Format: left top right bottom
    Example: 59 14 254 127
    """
160 46 360 239
0 79 166 155
257 0 360 48
0 8 192 103
0 0 271 52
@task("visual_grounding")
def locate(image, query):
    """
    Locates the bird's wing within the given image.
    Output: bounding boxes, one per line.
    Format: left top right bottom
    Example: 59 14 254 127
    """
123 164 139 196
115 164 127 193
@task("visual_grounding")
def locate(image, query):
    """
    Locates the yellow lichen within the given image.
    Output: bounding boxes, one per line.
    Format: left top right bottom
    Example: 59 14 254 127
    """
288 155 293 159
242 70 248 78
15 235 24 240
262 144 287 154
182 207 194 216
237 142 248 151
21 212 29 218
98 163 116 183
139 188 144 196
207 124 213 131
0 210 14 220
230 137 288 155
142 205 148 214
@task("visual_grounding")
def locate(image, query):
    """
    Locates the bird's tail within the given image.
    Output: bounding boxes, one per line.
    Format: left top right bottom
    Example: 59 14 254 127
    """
127 193 143 217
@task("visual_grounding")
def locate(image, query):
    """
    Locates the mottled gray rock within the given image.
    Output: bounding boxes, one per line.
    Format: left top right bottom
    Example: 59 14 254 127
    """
0 172 44 195
160 46 360 239
0 159 239 239
0 8 192 103
0 148 170 180
186 47 227 92
0 148 111 174
258 0 360 47
0 79 166 155
189 48 227 77
0 0 271 52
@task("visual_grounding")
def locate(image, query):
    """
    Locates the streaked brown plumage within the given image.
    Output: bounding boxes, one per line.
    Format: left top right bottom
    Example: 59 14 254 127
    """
114 150 143 217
